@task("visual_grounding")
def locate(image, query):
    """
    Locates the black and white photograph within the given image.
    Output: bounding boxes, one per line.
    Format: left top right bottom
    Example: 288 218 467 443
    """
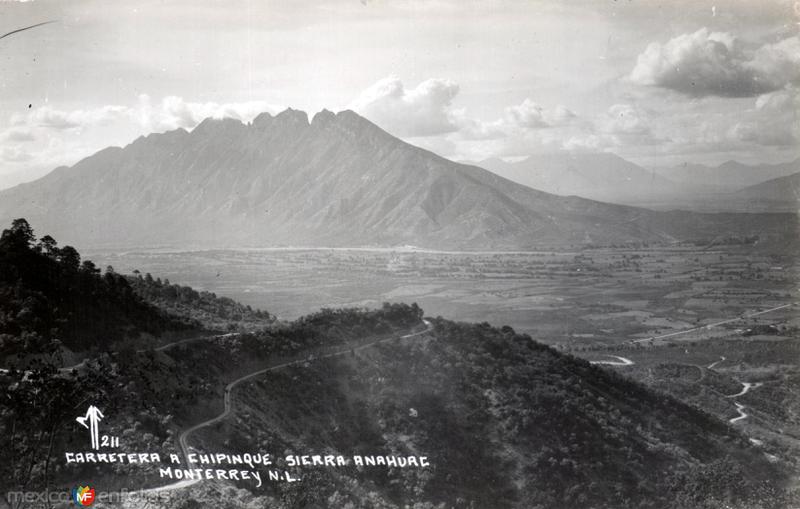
0 1 798 508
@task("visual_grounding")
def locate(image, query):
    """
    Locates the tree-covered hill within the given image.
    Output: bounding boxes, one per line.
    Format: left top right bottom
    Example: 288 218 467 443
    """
126 272 273 332
0 219 193 359
189 319 790 509
0 299 425 506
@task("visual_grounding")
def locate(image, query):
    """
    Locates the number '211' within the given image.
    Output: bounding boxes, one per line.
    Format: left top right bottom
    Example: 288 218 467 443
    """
101 435 120 448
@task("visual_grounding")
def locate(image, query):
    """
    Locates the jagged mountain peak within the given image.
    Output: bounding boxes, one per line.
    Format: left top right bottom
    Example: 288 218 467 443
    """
192 116 245 135
250 107 374 135
311 108 336 127
0 107 792 250
251 110 274 128
274 107 309 126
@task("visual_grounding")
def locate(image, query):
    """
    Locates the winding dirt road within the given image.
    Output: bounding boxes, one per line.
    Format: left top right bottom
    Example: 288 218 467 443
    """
705 356 764 425
177 320 433 468
132 320 433 497
726 380 763 424
727 381 762 398
730 402 748 423
589 355 634 366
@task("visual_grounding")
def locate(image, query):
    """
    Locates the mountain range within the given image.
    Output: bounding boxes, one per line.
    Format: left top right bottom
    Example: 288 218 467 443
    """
654 158 800 191
475 152 683 205
476 153 799 212
0 109 794 250
730 171 800 213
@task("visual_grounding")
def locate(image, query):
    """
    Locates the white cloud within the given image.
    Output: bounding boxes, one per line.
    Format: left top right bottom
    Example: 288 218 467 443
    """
456 116 507 141
504 99 576 129
748 36 800 91
135 95 280 132
1 128 35 142
350 77 461 137
11 105 129 131
598 104 651 135
349 79 596 159
504 99 550 128
728 88 799 146
549 105 579 125
350 78 586 159
10 97 280 135
630 29 800 97
1 146 33 163
1 96 282 185
562 134 619 153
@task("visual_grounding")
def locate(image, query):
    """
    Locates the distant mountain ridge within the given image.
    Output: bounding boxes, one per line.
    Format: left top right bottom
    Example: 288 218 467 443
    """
654 158 800 191
731 171 800 212
475 152 683 205
0 109 794 250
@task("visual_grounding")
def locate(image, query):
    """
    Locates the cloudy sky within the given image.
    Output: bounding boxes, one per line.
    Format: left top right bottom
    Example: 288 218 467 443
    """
0 0 797 189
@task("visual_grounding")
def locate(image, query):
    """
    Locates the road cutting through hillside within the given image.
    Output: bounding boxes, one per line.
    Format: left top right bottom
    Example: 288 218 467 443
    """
726 380 764 424
2 321 432 499
705 357 765 424
730 402 749 424
727 381 762 398
148 332 239 353
589 355 634 366
135 319 435 496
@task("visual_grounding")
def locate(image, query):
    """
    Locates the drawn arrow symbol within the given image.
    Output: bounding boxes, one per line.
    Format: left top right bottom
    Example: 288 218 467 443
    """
76 405 104 449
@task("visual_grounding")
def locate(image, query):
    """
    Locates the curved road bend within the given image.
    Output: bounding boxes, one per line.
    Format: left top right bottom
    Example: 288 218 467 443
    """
727 381 762 399
726 380 764 424
178 319 433 468
730 402 748 424
589 355 634 366
133 320 433 497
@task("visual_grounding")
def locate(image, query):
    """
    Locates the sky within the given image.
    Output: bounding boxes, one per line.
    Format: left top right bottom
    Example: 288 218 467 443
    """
0 0 797 189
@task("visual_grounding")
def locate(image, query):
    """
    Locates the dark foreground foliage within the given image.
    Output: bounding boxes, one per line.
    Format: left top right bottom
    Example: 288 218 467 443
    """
127 273 274 331
0 219 190 358
202 318 788 509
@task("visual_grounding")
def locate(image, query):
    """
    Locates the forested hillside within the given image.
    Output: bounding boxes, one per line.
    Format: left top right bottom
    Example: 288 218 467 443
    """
188 319 790 509
0 219 190 359
127 273 274 331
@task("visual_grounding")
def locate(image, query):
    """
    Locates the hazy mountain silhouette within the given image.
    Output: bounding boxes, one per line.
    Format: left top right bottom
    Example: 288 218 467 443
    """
654 158 800 191
0 109 793 249
476 152 682 205
729 171 800 212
